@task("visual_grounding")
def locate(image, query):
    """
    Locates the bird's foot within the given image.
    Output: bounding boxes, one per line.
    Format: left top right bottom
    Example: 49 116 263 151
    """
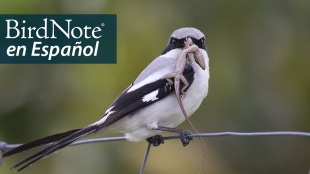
146 134 165 147
180 130 193 147
151 126 193 147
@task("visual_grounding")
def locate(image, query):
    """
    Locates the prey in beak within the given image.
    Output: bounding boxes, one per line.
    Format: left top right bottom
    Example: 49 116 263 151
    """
184 37 206 70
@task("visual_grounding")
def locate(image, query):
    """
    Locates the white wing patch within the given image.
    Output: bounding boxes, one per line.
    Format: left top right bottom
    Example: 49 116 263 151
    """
128 72 164 93
142 90 159 102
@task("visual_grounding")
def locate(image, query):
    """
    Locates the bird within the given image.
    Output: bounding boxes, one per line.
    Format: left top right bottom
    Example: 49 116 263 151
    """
2 27 210 172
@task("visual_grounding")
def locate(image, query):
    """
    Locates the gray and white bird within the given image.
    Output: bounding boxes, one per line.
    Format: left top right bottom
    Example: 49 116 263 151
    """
3 27 210 171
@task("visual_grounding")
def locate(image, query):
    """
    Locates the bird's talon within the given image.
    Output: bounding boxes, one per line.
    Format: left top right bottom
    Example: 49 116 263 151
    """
146 134 165 147
180 130 193 147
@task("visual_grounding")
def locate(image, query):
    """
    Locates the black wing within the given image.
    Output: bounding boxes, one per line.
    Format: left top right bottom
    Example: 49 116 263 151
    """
96 64 195 130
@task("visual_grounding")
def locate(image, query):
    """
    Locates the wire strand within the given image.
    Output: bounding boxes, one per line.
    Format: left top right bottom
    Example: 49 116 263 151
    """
140 143 152 174
2 131 310 173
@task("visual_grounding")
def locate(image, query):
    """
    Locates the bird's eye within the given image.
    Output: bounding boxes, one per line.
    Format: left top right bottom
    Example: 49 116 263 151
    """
200 38 205 42
171 38 176 43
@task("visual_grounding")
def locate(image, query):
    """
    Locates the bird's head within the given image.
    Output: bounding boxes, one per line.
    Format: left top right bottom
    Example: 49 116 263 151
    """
161 27 207 58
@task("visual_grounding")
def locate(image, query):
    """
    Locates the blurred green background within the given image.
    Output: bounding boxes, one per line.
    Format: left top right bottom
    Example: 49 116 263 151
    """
1 0 310 174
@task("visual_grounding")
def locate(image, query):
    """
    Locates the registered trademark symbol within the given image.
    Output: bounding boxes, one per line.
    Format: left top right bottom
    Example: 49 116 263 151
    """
101 23 105 27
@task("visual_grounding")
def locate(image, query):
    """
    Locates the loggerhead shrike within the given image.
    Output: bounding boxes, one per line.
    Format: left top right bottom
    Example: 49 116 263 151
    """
3 27 210 171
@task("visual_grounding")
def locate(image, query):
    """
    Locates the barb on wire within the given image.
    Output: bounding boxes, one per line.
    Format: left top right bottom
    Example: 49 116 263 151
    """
1 131 310 173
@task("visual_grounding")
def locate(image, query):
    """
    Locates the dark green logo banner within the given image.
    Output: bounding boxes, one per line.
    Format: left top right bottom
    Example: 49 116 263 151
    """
0 14 117 64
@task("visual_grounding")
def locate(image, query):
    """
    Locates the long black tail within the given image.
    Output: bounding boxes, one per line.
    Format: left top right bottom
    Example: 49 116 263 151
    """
2 125 98 172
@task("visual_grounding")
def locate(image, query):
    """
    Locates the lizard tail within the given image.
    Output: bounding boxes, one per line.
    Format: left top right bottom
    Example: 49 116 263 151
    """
176 88 206 174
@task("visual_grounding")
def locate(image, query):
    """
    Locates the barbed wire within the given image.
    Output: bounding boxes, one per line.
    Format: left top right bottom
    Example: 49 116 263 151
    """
1 131 310 173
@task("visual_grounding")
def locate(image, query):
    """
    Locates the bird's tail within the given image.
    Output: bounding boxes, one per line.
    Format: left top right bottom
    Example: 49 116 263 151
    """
2 125 99 172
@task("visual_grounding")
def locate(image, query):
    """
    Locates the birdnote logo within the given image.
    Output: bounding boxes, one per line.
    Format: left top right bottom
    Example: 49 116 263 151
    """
0 14 117 64
6 19 101 60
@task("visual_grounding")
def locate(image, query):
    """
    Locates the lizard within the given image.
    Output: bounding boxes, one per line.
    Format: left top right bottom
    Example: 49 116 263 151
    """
165 37 205 98
164 37 206 174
